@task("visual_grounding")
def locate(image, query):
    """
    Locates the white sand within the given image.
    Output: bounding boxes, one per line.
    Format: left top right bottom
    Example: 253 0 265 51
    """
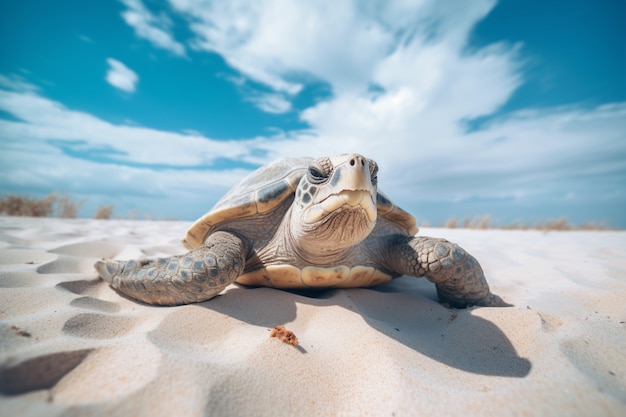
0 216 625 417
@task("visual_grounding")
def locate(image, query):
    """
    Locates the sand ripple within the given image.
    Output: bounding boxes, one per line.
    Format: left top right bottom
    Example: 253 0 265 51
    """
62 313 138 339
0 349 93 395
69 297 121 313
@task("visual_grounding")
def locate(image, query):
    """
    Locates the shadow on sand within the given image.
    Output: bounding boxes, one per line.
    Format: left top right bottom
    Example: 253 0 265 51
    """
200 276 532 378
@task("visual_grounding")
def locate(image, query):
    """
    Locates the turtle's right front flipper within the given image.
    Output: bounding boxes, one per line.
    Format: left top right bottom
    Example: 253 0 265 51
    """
94 231 248 306
383 235 510 308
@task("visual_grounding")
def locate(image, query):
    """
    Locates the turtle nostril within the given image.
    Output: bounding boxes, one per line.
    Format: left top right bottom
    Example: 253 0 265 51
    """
350 155 366 167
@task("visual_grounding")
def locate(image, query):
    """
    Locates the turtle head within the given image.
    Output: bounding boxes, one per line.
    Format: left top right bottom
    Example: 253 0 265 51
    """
290 153 378 252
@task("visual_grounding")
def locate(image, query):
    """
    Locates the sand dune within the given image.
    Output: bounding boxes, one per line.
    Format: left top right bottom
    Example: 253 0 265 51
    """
0 216 625 416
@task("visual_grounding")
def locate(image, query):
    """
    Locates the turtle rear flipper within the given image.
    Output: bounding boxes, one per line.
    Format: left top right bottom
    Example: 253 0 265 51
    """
94 232 248 306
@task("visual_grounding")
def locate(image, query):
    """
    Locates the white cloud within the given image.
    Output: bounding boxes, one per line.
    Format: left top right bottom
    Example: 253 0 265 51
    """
246 92 292 114
170 0 398 94
256 103 626 205
0 84 263 218
0 74 40 93
0 87 264 167
167 0 520 119
105 58 139 93
168 0 501 96
120 0 186 57
77 34 94 43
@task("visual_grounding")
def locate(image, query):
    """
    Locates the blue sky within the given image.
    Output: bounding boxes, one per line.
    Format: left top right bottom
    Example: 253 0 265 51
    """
1 0 625 227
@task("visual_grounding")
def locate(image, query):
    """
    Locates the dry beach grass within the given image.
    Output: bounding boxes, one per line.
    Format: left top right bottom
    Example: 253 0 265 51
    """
0 216 624 416
0 194 618 231
0 194 91 219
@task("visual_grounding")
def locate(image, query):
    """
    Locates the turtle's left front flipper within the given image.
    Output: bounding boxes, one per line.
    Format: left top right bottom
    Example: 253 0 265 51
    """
94 231 248 306
383 235 510 308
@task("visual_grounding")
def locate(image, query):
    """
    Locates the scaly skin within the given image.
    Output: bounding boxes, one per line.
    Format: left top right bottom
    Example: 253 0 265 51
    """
94 232 247 305
384 235 508 308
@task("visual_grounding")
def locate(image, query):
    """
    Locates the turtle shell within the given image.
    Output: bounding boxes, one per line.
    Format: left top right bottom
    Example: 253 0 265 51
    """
182 157 311 249
375 190 419 236
182 157 418 250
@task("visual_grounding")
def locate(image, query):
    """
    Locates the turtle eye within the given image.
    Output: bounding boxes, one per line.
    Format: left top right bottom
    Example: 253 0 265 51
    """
308 166 328 184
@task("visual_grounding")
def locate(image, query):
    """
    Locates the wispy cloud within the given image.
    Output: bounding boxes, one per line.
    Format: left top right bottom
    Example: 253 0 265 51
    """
169 0 395 95
161 0 625 221
246 92 292 114
2 77 623 222
105 58 139 93
120 0 186 57
168 1 518 115
0 74 40 93
77 34 94 43
0 81 262 218
0 85 258 167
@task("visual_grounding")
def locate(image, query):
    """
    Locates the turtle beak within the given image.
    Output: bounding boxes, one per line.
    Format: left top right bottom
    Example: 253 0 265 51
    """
335 154 371 191
314 154 374 204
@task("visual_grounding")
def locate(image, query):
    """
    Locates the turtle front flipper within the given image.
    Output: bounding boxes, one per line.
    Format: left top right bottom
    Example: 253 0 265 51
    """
94 231 248 306
383 235 510 308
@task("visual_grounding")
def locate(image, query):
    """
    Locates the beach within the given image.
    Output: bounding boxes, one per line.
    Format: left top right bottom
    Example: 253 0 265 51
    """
0 216 625 417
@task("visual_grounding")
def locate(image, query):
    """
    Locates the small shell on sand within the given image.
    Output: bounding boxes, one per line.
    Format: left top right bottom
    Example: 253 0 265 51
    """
270 325 298 346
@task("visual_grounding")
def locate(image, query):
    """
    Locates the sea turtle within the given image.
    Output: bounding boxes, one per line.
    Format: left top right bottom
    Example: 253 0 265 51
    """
95 153 506 308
